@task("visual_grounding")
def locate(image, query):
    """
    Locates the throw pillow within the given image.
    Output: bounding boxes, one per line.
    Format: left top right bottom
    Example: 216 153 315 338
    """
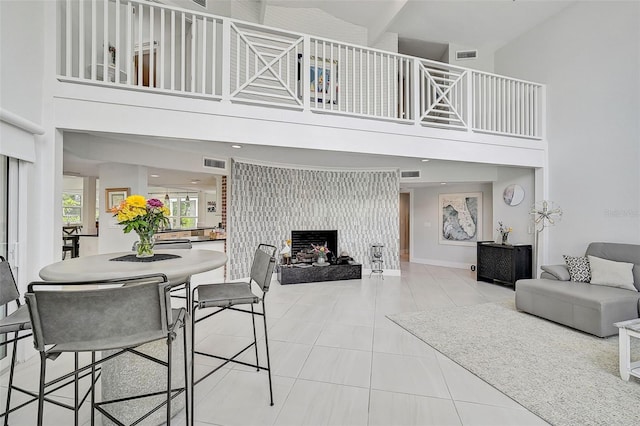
563 255 591 282
587 255 637 292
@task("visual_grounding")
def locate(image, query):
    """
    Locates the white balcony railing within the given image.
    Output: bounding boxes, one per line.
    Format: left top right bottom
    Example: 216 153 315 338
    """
58 0 544 140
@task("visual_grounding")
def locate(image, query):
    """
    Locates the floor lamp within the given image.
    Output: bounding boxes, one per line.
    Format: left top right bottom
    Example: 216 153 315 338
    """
530 200 563 277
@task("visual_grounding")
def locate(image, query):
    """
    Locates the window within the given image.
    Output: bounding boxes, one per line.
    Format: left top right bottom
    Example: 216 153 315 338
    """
62 192 82 224
168 195 198 229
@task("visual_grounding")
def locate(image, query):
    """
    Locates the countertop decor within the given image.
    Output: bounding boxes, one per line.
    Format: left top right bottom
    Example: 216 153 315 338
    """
110 195 170 258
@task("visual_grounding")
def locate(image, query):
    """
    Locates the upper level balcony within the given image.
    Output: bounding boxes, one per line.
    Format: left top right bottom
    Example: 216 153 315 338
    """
56 0 545 166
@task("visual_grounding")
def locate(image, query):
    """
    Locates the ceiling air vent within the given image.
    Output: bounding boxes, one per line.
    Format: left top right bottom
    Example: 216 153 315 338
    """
203 157 226 170
456 50 478 60
401 170 421 179
192 0 207 8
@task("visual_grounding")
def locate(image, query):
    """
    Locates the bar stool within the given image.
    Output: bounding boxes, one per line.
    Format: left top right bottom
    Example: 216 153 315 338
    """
25 274 189 426
0 256 32 425
190 244 277 420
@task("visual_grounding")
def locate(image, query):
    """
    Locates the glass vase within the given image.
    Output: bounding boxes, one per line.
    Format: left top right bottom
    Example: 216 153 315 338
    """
136 230 155 258
316 253 326 264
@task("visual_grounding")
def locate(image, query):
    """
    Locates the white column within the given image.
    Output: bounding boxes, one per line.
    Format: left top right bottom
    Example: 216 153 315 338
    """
98 163 148 253
82 176 97 235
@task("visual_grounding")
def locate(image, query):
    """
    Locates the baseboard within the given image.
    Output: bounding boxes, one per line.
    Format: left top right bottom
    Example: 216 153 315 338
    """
409 257 472 270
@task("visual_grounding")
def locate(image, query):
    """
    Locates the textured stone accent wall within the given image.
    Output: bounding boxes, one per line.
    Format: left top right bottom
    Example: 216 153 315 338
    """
229 161 399 280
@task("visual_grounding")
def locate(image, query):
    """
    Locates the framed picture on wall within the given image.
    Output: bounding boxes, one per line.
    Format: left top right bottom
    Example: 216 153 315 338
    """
105 187 129 212
298 54 338 104
438 192 482 246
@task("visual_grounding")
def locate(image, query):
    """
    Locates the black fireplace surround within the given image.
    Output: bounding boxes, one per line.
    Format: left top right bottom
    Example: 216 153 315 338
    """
291 230 338 261
280 230 361 284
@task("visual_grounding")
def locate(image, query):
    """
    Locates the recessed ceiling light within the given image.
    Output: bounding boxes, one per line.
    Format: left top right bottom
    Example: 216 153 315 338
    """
440 182 447 185
150 174 160 178
421 159 430 162
231 144 242 149
190 180 200 184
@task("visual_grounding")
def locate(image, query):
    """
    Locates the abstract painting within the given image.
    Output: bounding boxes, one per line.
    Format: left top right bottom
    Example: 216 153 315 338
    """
439 192 482 246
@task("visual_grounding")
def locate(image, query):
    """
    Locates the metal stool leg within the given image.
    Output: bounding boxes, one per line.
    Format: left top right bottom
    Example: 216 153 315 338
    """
262 300 274 406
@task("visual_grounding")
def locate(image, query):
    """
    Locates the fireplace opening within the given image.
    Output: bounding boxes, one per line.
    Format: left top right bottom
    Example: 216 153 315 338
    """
291 230 338 262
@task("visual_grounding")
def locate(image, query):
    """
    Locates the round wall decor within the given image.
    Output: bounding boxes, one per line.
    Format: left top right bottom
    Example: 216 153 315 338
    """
503 184 525 206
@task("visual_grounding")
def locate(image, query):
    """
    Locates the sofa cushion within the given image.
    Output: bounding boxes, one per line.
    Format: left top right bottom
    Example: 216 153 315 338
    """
516 278 640 337
588 255 636 292
586 242 640 291
562 255 591 282
541 264 570 281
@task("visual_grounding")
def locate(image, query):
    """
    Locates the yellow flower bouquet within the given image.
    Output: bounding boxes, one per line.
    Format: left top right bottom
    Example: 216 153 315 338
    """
110 195 170 257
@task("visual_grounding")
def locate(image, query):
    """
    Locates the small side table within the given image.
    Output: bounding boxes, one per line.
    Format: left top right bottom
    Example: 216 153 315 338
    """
614 318 640 381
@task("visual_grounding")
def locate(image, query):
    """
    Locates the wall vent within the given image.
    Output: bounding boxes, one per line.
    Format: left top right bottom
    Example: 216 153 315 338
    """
456 50 478 60
192 0 207 8
203 157 226 170
401 170 420 178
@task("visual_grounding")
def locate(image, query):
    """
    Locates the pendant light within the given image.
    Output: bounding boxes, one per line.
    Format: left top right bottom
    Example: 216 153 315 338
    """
185 194 190 202
164 189 170 204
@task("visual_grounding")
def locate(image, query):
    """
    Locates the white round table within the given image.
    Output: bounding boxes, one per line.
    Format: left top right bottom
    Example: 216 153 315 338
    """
38 249 227 425
39 249 227 285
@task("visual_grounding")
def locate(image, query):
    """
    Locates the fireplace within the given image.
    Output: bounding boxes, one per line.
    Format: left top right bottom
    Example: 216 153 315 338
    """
291 230 338 261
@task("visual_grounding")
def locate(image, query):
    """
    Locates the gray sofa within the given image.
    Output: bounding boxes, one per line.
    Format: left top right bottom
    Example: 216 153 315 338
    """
515 242 640 337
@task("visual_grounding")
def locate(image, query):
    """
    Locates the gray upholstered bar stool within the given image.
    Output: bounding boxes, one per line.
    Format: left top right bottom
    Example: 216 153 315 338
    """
25 273 189 426
190 244 277 421
0 256 32 425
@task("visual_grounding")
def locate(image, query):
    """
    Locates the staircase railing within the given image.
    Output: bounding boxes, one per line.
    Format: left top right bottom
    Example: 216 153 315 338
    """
58 0 543 140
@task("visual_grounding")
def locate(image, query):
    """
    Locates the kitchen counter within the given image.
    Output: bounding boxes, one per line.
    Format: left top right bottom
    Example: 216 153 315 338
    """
155 227 225 242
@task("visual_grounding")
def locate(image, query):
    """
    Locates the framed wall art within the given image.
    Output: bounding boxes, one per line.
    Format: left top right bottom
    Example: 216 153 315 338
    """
439 192 482 246
298 54 338 104
105 187 129 212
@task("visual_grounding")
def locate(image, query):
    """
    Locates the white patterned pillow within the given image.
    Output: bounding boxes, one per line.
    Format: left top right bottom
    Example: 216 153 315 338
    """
563 255 591 282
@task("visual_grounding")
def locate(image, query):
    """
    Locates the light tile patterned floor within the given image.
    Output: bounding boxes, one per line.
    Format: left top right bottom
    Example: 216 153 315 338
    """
0 261 548 425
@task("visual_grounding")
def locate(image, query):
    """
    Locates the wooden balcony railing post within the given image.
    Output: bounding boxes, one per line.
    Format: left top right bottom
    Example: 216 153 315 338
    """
302 36 310 111
221 19 231 102
412 58 420 125
466 71 473 133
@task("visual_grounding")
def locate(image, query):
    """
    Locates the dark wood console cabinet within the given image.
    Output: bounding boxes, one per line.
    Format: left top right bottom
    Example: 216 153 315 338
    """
477 242 532 287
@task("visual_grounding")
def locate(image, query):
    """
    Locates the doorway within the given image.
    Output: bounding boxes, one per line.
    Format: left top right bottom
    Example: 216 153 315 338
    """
399 192 410 262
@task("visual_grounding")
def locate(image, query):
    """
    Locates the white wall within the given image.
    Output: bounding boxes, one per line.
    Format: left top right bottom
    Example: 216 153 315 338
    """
98 163 148 253
0 1 45 124
264 6 367 46
495 1 640 262
447 43 494 73
492 167 535 245
411 182 493 269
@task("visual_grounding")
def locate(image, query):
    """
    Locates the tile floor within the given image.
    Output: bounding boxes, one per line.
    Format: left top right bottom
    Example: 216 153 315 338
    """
1 261 548 425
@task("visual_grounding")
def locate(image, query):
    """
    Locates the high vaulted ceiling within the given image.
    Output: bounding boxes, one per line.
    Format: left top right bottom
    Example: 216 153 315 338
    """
166 0 574 54
266 0 574 52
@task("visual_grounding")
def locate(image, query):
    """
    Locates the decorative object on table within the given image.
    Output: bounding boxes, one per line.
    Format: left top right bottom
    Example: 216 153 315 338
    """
312 243 331 264
370 244 384 279
439 192 482 246
336 251 354 265
503 184 525 206
496 221 513 245
110 195 170 258
280 239 292 265
529 200 563 274
105 187 130 212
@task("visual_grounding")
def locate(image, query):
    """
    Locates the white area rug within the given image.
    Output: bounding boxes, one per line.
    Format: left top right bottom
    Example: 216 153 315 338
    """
388 301 640 426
